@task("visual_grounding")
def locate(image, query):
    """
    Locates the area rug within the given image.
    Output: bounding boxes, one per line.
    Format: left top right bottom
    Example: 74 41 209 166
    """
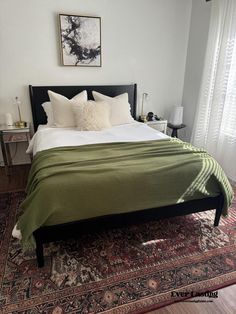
0 192 236 314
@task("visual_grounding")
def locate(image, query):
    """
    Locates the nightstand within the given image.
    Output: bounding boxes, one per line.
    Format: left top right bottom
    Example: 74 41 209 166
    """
167 123 186 138
145 120 168 134
0 123 31 174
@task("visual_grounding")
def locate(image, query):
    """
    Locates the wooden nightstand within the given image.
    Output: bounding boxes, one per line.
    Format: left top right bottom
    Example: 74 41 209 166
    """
145 120 168 134
0 123 31 174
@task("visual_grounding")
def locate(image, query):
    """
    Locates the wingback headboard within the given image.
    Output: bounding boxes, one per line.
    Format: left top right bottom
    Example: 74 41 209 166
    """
29 84 137 132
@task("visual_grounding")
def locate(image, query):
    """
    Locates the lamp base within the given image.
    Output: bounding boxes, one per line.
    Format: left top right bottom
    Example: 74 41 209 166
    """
15 121 27 128
138 115 147 122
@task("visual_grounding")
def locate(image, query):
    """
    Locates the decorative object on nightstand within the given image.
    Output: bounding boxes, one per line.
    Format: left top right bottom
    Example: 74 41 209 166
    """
147 112 155 121
138 108 167 134
0 123 31 175
167 123 186 138
14 97 27 128
5 113 13 126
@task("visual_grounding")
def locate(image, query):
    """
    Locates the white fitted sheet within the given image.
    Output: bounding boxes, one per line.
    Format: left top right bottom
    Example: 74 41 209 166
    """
27 122 169 156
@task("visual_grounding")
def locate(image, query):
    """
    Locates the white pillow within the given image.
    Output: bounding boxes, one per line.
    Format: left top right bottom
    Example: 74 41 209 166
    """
41 102 54 126
72 101 111 131
92 91 134 126
48 90 87 127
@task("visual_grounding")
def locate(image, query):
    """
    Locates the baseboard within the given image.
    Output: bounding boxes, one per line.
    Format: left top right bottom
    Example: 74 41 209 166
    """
0 161 31 167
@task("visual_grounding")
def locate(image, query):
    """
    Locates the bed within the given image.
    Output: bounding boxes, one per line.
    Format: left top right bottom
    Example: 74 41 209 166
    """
13 84 233 267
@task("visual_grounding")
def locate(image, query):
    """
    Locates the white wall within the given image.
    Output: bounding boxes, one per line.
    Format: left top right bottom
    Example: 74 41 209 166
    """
182 0 211 141
0 0 192 164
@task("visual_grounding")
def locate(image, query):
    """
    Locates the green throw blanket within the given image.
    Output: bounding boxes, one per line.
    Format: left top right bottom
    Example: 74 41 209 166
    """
17 138 233 249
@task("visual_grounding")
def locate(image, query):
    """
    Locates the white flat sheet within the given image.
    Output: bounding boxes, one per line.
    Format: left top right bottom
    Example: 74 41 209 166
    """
27 122 169 156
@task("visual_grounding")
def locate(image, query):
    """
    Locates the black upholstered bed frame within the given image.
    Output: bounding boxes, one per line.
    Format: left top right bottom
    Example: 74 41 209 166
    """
29 84 224 268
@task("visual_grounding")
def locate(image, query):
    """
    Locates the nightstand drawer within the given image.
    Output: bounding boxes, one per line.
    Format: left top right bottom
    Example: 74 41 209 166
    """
3 132 29 143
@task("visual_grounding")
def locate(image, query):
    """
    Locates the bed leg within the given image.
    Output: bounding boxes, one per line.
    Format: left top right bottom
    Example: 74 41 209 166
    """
35 238 44 268
214 194 224 227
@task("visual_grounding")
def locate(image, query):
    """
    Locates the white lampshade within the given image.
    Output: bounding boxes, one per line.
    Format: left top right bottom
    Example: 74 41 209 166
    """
169 106 183 126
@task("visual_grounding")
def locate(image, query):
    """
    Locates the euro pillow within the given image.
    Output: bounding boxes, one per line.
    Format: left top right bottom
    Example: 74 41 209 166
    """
41 102 54 126
48 90 87 127
72 101 111 131
92 91 134 126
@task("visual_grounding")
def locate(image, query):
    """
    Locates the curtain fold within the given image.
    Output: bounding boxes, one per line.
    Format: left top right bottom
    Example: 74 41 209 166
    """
191 0 236 183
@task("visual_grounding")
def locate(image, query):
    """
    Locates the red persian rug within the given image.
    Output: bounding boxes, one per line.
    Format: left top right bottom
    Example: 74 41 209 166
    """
0 192 236 314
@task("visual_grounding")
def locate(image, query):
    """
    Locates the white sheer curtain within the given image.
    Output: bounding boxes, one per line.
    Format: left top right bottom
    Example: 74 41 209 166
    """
191 0 236 184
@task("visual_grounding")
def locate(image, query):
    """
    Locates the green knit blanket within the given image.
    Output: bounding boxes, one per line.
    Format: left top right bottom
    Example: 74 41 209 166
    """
17 138 233 249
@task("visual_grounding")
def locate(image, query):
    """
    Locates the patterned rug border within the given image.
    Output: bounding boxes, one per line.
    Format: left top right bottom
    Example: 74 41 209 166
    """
102 273 236 314
2 272 236 313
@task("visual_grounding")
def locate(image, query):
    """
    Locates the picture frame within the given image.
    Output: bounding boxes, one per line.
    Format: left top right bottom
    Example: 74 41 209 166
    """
59 14 101 67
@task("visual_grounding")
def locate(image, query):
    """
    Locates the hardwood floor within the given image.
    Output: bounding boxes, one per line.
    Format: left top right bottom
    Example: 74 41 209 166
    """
1 165 235 313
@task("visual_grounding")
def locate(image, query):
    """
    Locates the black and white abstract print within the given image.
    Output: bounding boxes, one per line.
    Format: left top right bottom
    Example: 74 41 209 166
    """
59 14 101 66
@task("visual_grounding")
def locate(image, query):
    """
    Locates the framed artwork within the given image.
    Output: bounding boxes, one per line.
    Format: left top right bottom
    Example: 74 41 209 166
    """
59 14 101 67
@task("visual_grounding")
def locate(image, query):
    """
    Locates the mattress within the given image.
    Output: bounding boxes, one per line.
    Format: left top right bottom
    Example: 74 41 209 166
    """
27 122 169 155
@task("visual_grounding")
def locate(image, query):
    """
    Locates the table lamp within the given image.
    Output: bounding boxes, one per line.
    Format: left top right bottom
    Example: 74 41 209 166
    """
14 97 26 127
169 106 183 126
140 92 148 122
